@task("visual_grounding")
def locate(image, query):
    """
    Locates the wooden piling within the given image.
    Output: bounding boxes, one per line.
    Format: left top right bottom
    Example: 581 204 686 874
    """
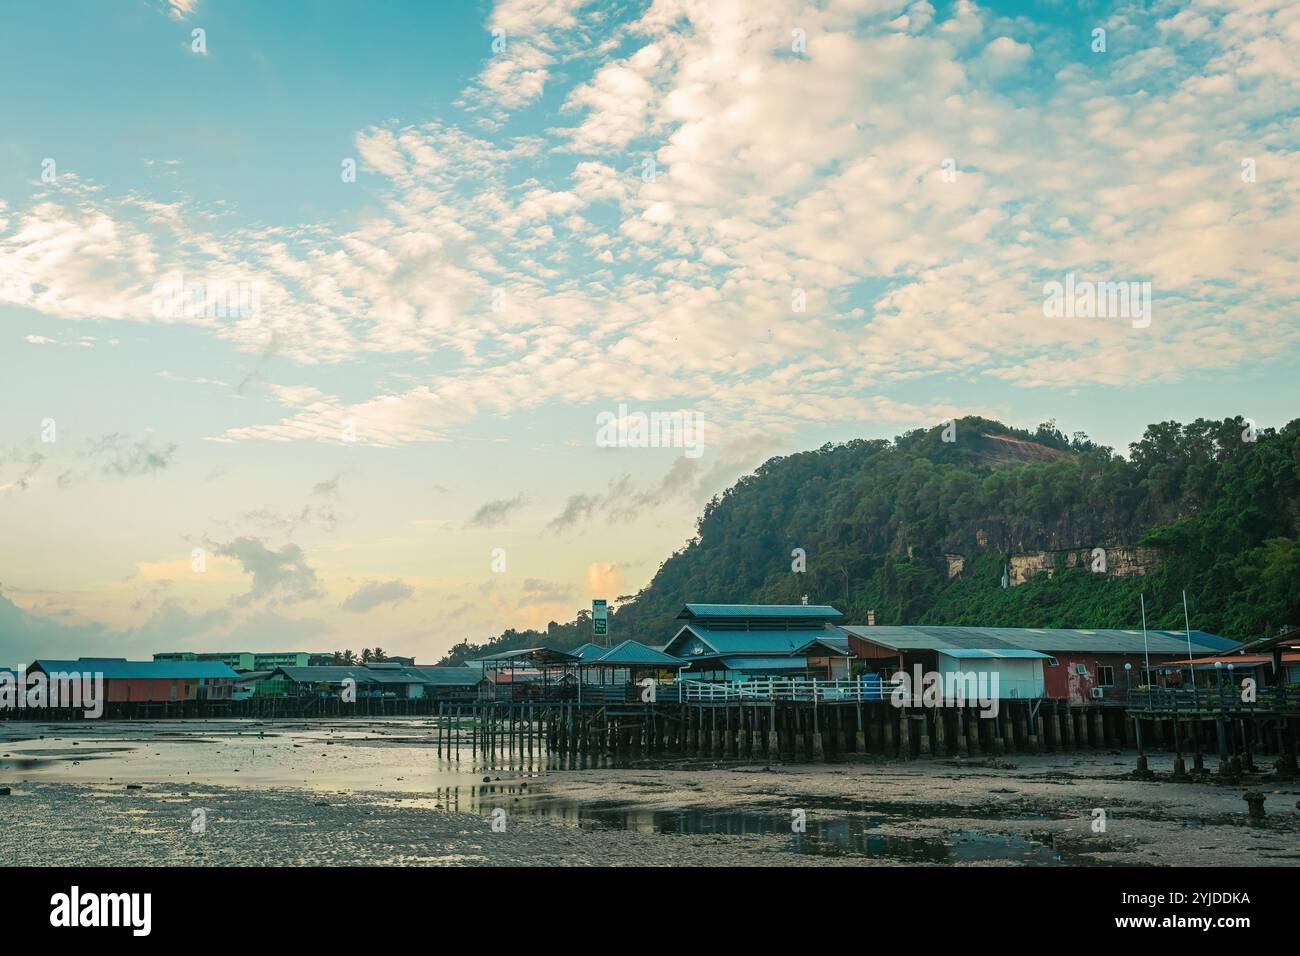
1059 707 1074 750
766 703 779 758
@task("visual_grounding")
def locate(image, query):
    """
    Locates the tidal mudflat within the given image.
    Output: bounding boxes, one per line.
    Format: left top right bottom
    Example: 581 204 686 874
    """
2 718 1298 866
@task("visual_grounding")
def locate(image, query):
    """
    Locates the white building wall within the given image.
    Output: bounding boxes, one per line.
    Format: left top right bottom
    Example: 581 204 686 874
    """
936 655 1045 699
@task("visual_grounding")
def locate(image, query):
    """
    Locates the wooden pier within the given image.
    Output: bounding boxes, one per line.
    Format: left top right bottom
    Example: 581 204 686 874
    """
1125 686 1300 777
423 694 1149 766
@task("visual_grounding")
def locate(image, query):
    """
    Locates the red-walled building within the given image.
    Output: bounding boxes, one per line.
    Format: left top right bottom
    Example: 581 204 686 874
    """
28 658 239 703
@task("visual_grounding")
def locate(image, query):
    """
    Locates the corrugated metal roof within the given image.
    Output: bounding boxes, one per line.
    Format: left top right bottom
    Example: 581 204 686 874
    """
410 666 481 686
570 642 610 661
938 648 1053 660
842 625 1239 655
272 665 430 684
587 641 684 667
32 659 240 680
679 604 842 619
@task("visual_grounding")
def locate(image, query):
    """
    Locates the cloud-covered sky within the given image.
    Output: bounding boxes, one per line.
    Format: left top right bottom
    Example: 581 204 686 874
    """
0 0 1296 662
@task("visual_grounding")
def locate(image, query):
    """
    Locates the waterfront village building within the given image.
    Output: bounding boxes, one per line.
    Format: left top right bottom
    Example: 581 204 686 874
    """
663 604 854 681
121 605 1245 707
255 663 481 700
654 605 1242 703
28 658 240 703
843 625 1241 705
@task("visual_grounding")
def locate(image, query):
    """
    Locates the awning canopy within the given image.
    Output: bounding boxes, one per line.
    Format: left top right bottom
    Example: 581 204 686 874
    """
717 656 810 672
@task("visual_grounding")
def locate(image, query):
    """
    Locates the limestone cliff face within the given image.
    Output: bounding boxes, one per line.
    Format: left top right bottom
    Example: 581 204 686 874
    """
1004 547 1161 586
944 554 965 579
948 515 1139 557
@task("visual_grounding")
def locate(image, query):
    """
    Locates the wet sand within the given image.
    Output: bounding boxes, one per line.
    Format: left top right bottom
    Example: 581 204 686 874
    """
2 719 1298 866
537 754 1300 866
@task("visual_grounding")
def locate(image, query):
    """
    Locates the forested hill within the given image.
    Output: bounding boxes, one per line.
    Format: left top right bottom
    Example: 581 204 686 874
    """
439 416 1300 664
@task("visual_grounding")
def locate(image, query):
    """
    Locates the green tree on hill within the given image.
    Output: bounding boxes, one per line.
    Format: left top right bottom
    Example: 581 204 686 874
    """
440 415 1300 663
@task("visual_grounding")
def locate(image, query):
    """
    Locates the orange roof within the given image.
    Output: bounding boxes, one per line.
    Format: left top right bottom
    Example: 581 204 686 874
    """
1185 651 1300 666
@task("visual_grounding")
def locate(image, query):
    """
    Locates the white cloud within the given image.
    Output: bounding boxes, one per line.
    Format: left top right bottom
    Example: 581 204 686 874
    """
2 0 1297 445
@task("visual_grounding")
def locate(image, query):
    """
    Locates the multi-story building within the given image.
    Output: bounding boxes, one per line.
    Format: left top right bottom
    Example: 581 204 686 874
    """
154 651 322 673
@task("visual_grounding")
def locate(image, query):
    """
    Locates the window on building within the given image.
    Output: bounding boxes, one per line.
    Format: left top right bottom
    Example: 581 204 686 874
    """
1074 662 1088 675
1096 665 1115 687
1045 657 1058 667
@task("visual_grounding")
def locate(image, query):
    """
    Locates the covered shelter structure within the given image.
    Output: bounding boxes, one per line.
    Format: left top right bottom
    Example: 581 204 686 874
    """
1218 628 1300 687
410 665 482 700
473 647 580 702
576 640 685 704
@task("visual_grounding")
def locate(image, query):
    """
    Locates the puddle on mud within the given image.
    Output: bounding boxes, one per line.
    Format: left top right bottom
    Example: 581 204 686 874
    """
394 784 1079 864
764 793 1067 822
560 803 1071 863
522 806 1071 863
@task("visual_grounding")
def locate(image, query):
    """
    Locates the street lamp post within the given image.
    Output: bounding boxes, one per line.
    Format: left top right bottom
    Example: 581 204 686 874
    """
1126 662 1148 775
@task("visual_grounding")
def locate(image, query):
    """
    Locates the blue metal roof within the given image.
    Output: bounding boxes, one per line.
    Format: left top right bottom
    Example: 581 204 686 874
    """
1180 631 1241 652
32 659 240 680
570 642 611 661
679 603 842 620
586 641 684 668
667 624 841 657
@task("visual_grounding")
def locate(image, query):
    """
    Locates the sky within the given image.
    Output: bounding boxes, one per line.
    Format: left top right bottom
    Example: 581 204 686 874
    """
0 0 1296 664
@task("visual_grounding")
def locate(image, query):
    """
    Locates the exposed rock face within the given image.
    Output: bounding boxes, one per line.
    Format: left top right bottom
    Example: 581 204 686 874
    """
944 554 965 579
1008 552 1053 586
973 432 1075 466
1006 547 1161 586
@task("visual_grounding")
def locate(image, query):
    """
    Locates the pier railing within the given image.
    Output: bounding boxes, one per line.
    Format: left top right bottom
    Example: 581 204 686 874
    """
1126 683 1297 715
676 677 892 703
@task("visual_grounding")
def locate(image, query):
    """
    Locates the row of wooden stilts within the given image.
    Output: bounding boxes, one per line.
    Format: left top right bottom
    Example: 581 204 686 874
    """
425 700 1300 766
1132 710 1300 777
